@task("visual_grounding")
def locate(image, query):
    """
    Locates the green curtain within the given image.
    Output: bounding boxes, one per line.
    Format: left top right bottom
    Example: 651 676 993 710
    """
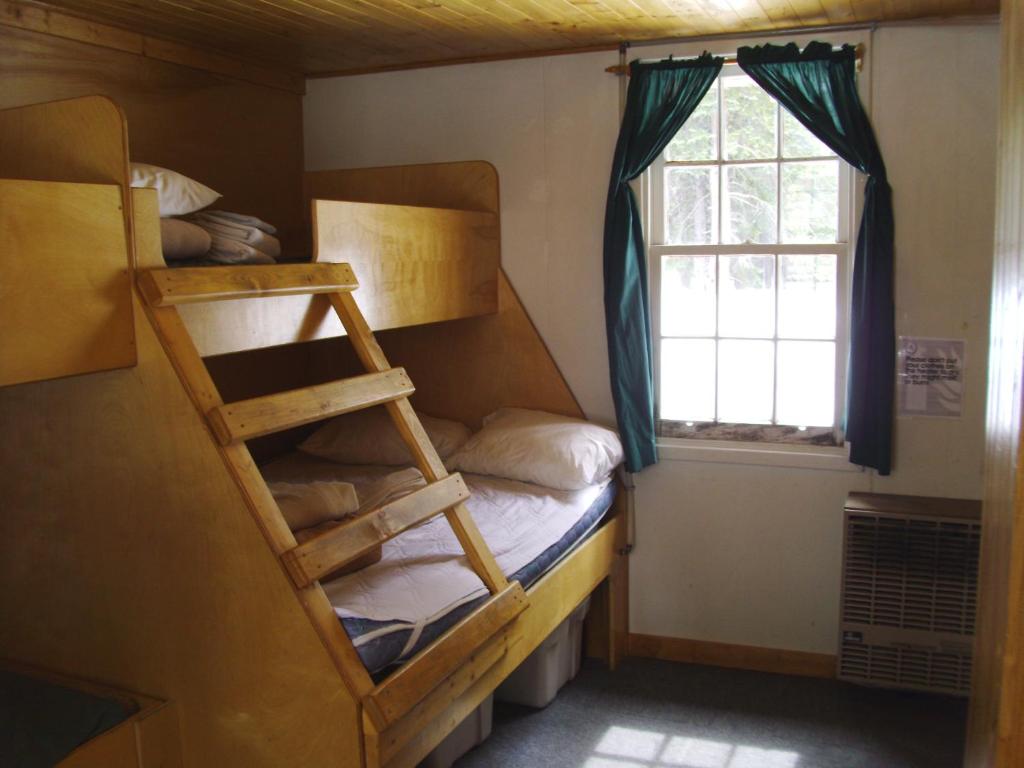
603 54 723 472
738 42 895 475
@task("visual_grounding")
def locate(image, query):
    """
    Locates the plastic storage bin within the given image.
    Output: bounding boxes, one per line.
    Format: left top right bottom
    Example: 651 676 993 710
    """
418 694 493 768
495 596 591 708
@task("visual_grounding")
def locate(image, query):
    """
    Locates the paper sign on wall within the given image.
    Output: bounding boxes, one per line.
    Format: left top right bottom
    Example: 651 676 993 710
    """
897 337 965 418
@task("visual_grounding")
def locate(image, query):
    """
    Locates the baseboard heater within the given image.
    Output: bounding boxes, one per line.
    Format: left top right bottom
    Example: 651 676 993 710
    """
839 492 981 696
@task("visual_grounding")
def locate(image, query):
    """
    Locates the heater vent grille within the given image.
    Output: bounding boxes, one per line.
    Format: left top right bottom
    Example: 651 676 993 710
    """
839 494 980 696
842 514 980 635
838 640 973 695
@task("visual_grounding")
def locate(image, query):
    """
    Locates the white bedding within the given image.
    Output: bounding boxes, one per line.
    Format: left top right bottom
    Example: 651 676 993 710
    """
260 453 611 626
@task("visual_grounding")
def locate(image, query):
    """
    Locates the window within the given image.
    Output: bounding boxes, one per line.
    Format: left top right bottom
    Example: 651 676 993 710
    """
649 65 852 445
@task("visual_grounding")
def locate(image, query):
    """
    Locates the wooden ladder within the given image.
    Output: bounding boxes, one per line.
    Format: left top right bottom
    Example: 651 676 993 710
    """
138 263 527 730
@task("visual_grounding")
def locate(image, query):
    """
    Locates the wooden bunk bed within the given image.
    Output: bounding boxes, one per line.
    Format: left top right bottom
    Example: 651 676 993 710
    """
0 95 628 768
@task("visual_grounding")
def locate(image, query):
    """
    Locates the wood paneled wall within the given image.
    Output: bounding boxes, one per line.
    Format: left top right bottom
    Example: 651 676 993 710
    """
0 23 306 254
967 0 1024 765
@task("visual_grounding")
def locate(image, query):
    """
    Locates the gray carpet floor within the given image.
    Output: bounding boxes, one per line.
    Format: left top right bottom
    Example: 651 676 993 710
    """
456 658 967 768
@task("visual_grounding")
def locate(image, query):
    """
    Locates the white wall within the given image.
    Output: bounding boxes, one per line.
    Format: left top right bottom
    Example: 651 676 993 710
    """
304 22 1000 655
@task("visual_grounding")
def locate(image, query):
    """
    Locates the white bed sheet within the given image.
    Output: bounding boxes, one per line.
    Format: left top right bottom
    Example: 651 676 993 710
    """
260 453 611 626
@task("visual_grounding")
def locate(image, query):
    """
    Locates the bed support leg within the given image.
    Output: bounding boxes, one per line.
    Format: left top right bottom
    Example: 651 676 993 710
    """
608 550 629 670
583 493 630 670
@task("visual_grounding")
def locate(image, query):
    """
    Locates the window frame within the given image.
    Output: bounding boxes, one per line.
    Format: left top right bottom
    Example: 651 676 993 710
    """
645 62 858 447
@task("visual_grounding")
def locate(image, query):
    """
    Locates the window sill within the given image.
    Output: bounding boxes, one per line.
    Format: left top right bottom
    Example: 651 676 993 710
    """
656 437 862 472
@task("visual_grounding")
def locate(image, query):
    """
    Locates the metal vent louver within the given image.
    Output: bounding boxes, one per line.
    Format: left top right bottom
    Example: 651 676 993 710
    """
839 494 981 696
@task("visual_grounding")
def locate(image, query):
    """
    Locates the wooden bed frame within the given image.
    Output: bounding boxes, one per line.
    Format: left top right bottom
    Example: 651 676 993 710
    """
0 95 628 768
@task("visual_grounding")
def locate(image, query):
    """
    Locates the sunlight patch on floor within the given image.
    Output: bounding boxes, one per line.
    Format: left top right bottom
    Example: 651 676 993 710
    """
586 726 801 768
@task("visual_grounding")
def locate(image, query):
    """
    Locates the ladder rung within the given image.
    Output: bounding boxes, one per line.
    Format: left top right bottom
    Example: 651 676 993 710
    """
207 368 414 445
138 264 358 306
364 582 527 730
281 473 472 589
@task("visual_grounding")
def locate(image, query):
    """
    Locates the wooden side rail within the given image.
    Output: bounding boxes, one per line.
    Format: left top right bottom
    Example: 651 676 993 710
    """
138 264 358 306
372 630 516 766
281 474 472 589
206 368 414 445
363 582 528 731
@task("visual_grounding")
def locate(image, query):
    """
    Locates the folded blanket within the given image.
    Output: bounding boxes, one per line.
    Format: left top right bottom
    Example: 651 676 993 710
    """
159 218 211 261
193 210 277 234
188 211 282 259
205 235 275 265
357 468 428 514
274 474 422 583
268 480 359 531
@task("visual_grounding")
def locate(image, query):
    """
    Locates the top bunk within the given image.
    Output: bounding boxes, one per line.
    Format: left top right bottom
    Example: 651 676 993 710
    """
0 95 502 380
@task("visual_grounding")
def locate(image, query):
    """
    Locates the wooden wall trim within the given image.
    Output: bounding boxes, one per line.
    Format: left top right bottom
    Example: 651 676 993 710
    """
0 0 304 94
628 633 837 680
966 0 1024 764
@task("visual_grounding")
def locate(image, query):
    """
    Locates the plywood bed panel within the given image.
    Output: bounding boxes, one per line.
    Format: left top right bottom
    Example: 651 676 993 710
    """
0 179 135 386
314 199 499 328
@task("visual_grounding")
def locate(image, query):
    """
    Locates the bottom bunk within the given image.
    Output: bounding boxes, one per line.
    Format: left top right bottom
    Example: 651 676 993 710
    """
261 452 619 676
255 405 628 767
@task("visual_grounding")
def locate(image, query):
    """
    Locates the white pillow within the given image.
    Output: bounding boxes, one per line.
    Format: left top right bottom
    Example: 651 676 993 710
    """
299 407 471 466
130 162 221 217
448 408 623 491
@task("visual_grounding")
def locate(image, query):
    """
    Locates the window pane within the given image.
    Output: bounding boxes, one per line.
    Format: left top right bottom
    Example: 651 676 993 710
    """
662 255 716 336
777 341 835 427
665 166 718 245
718 340 774 423
782 109 834 158
781 160 838 243
661 339 716 422
665 83 718 162
778 254 837 339
723 164 777 244
723 76 777 160
719 255 774 338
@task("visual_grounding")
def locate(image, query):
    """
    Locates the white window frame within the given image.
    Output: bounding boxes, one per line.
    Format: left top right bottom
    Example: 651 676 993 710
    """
645 62 858 448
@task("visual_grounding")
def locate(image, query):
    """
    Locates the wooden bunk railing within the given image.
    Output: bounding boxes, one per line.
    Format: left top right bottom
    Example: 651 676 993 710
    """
137 262 528 735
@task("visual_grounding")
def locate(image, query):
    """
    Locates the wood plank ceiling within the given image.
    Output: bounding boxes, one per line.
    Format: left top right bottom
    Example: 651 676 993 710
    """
30 0 999 77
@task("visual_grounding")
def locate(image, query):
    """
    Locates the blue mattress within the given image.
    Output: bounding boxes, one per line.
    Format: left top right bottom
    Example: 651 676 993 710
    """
344 480 617 677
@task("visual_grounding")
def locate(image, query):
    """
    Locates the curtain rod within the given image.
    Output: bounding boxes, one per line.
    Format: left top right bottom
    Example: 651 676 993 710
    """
605 42 865 76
